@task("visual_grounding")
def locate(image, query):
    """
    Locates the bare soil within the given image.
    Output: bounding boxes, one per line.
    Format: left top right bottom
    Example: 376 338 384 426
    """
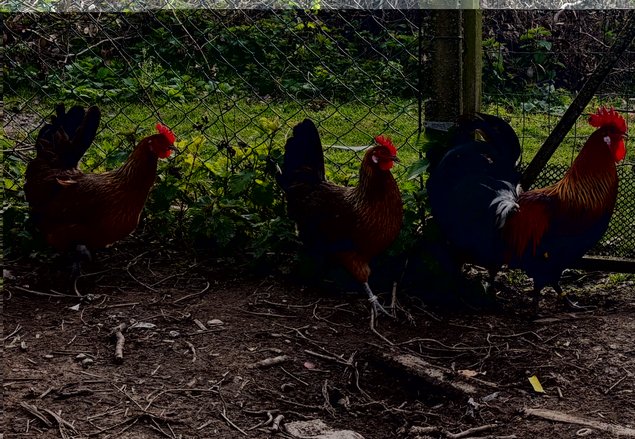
3 243 635 439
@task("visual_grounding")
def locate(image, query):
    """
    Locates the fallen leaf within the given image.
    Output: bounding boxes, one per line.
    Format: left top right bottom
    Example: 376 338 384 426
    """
529 375 545 393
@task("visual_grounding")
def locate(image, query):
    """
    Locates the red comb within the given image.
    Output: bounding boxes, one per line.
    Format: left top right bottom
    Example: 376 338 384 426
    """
156 123 176 144
375 135 397 156
588 107 627 133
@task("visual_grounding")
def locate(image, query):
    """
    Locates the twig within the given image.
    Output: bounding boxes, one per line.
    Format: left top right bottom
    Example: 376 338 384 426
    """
144 388 219 411
271 414 284 432
604 375 627 394
63 35 129 62
126 267 159 292
239 309 296 318
173 282 210 304
321 380 336 417
259 299 321 309
41 408 78 434
112 323 127 364
247 355 290 369
280 366 309 386
246 412 274 431
447 424 499 439
219 410 248 436
410 424 503 439
11 286 76 298
20 402 53 428
523 407 635 436
3 324 22 341
304 349 352 367
370 311 394 346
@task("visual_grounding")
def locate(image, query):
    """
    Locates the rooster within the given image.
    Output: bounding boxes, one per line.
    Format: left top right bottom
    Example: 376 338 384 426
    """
278 119 403 318
427 107 627 306
25 104 176 285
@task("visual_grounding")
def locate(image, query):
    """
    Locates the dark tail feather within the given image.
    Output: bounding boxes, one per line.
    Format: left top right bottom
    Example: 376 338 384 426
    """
453 113 521 169
278 118 325 191
66 106 101 168
35 104 101 169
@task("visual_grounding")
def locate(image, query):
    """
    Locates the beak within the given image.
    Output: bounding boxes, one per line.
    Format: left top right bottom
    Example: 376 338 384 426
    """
623 133 629 140
391 156 400 163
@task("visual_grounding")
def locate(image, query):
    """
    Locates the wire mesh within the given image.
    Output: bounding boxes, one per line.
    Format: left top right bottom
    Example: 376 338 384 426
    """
3 9 635 260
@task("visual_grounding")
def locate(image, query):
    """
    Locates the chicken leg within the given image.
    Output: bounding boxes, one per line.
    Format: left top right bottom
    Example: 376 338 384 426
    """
70 244 92 296
553 283 594 310
363 282 392 317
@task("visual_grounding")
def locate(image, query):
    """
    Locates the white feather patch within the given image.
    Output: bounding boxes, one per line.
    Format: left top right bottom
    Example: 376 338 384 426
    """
490 181 520 229
372 155 379 163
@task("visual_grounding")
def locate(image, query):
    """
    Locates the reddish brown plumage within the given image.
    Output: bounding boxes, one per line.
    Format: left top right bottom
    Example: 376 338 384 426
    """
25 115 176 253
280 119 402 285
498 107 627 294
503 112 625 261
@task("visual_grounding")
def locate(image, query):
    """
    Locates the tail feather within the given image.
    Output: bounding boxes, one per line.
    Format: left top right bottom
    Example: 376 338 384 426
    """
451 113 521 168
35 104 101 169
426 113 522 268
278 119 325 191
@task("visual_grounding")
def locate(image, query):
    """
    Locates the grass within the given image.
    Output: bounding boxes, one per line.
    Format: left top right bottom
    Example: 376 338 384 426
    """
4 93 635 258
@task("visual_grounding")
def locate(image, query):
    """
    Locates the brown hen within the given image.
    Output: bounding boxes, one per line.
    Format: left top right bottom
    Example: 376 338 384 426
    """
278 119 403 316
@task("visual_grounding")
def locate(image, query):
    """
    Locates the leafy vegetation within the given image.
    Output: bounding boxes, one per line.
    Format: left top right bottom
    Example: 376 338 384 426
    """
3 9 634 268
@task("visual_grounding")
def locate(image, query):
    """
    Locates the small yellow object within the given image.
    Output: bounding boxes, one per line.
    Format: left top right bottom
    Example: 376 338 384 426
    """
529 375 545 393
543 252 549 259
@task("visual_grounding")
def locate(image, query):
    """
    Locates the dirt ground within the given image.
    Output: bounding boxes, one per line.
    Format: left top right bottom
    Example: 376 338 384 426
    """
3 243 635 439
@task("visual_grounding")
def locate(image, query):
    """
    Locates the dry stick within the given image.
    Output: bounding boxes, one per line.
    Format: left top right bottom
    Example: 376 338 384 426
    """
604 375 628 394
447 424 499 439
271 414 284 432
321 379 336 417
247 412 274 431
144 388 219 411
3 324 22 341
41 408 78 434
219 410 248 436
112 323 127 364
239 309 296 318
304 349 352 367
521 12 635 190
280 366 310 386
370 310 395 346
20 402 53 428
410 424 501 439
523 407 635 437
173 282 210 304
247 355 290 369
11 286 76 298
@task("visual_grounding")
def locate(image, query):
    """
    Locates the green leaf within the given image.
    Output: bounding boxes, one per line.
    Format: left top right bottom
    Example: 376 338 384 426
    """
406 158 429 180
228 171 254 196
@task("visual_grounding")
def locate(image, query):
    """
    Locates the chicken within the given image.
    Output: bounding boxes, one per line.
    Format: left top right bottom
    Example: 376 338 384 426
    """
427 107 627 306
278 119 403 317
25 104 176 286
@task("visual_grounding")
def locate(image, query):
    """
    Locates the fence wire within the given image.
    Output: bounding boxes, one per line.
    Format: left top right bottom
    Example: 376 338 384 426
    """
3 9 635 260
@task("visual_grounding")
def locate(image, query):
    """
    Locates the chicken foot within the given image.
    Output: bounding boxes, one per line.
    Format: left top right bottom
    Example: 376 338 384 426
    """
363 282 392 318
552 283 595 311
70 244 92 296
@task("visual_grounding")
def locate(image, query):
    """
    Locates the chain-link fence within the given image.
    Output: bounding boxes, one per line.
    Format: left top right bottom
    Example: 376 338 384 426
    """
3 9 635 260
